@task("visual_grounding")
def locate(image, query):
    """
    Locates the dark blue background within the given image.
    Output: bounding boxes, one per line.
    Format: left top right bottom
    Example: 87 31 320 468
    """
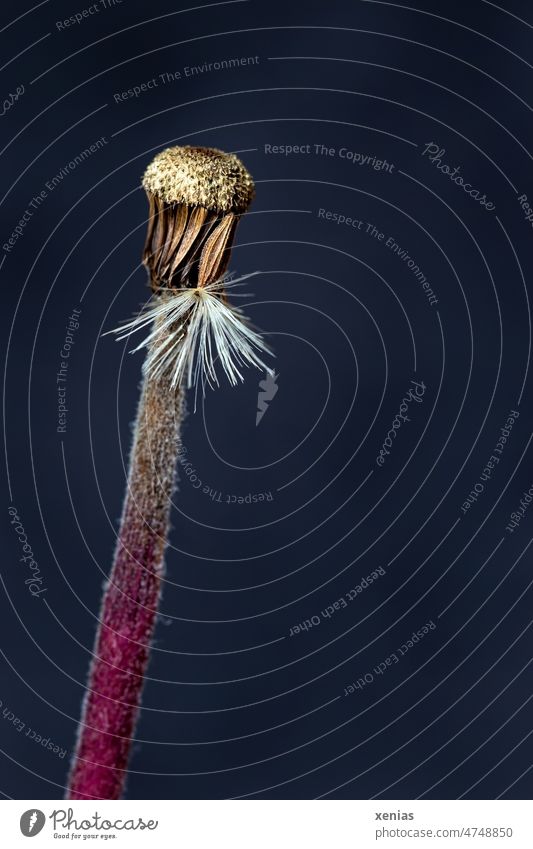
1 0 533 800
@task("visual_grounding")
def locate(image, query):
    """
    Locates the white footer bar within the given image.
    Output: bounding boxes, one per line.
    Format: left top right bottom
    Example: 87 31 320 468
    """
3 800 532 848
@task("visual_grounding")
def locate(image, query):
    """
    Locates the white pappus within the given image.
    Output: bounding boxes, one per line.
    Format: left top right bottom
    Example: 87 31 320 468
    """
109 272 274 395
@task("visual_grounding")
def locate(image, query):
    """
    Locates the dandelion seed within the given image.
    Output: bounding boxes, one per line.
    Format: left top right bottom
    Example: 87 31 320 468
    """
109 272 273 397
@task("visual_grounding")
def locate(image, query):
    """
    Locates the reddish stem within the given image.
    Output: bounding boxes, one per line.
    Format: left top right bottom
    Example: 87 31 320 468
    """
67 367 183 800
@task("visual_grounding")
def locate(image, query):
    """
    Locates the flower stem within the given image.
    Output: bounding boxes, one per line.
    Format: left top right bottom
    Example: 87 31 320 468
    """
67 342 184 800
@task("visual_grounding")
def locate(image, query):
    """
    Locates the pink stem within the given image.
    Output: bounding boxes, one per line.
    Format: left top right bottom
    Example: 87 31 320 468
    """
67 365 183 800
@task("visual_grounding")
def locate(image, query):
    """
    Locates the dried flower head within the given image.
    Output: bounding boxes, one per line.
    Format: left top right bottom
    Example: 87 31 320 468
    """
112 145 272 396
141 145 255 213
142 147 254 293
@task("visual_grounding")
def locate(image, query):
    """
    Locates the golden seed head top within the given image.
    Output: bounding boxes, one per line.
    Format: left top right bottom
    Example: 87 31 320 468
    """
142 145 255 214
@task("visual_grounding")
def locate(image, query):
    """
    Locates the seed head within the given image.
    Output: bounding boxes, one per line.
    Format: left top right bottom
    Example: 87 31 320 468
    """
142 145 255 214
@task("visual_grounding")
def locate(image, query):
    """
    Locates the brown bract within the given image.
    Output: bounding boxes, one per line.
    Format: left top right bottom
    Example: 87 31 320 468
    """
142 146 254 292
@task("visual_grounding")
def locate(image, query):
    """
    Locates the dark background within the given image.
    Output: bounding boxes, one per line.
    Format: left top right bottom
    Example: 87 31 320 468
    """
1 0 533 800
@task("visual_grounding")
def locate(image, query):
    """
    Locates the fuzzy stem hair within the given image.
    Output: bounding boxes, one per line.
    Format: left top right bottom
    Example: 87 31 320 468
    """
67 340 184 799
